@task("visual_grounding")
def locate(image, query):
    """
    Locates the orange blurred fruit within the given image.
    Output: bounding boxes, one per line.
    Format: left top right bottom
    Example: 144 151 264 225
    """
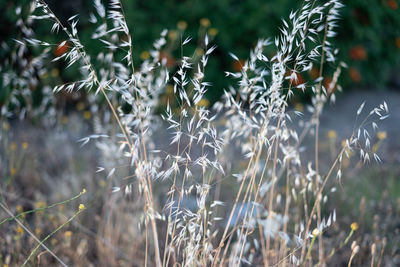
349 45 367 60
395 37 400 48
387 0 398 10
232 59 246 72
348 67 361 82
309 66 320 80
286 71 305 87
159 51 176 68
54 41 69 57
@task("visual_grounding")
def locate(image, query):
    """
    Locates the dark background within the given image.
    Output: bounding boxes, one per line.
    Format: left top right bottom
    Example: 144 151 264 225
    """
1 0 400 106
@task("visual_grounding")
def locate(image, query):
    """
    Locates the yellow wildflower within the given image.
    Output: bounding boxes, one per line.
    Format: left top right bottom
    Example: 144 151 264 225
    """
64 231 72 237
195 48 204 56
312 228 320 236
341 140 347 148
377 131 387 140
208 28 219 36
197 98 210 107
22 142 28 150
79 204 85 211
41 71 49 79
140 51 150 60
34 201 46 209
177 20 187 30
83 111 92 120
76 102 85 111
3 122 9 131
372 143 378 152
50 68 59 77
351 222 359 231
295 103 304 112
16 225 24 234
168 30 178 40
10 142 17 151
16 205 23 213
327 130 337 139
61 116 68 125
35 228 42 235
200 18 211 27
49 214 56 221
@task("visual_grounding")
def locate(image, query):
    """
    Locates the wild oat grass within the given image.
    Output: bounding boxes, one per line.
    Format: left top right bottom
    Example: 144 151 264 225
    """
0 0 392 266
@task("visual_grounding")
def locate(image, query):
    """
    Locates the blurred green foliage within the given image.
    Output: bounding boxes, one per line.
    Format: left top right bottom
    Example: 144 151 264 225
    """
1 0 400 110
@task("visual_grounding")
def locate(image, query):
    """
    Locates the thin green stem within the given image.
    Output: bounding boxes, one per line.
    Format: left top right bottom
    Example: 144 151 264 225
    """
22 206 86 266
0 202 67 267
0 189 86 226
